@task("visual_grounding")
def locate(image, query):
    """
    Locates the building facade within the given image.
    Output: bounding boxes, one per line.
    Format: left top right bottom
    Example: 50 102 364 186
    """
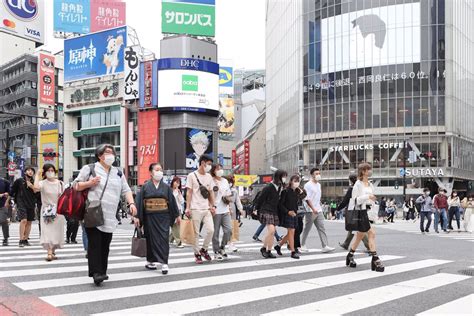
266 0 474 197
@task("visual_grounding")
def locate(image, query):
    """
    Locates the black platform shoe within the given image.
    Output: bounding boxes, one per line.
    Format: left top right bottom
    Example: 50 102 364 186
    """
369 251 385 272
346 249 356 268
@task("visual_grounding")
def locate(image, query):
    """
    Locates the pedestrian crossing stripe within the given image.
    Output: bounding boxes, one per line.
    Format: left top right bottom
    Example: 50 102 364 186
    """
91 260 459 315
13 251 347 290
263 273 470 315
416 294 474 316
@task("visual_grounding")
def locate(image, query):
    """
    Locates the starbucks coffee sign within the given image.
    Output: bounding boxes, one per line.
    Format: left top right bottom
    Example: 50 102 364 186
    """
329 142 406 152
400 168 445 177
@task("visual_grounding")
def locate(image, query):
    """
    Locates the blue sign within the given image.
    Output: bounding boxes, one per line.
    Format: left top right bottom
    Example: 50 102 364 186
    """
219 67 233 87
54 0 91 34
64 26 127 82
4 0 38 20
399 168 406 177
157 58 219 74
7 151 15 162
218 153 224 166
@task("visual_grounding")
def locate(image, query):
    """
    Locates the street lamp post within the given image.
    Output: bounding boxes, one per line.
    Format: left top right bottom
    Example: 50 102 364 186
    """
403 140 407 202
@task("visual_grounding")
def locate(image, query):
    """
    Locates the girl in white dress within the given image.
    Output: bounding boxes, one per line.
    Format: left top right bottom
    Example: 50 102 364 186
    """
34 164 65 261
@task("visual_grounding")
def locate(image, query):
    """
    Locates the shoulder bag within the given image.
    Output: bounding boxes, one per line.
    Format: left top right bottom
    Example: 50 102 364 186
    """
194 172 210 200
84 169 110 228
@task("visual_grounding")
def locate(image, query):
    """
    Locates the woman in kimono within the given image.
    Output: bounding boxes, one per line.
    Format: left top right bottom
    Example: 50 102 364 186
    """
135 163 179 275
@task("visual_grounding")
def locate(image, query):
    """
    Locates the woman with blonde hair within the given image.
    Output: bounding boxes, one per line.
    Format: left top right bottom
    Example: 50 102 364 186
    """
346 163 384 272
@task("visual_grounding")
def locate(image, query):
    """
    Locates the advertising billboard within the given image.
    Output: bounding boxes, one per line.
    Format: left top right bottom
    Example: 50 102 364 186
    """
162 0 215 37
219 66 233 95
139 60 157 108
124 46 139 100
0 0 44 43
218 97 234 134
90 0 126 33
64 80 122 112
39 122 59 170
64 26 127 82
157 58 219 112
54 0 91 34
186 128 213 170
39 53 55 106
137 110 159 185
54 0 125 35
321 2 420 73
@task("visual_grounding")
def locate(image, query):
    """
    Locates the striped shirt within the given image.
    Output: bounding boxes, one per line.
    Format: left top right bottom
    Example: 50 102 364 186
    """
75 162 131 233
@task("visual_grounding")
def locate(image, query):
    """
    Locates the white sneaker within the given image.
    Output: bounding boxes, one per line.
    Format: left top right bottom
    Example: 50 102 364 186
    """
161 264 169 275
214 252 223 261
228 243 238 253
321 246 335 253
300 245 309 252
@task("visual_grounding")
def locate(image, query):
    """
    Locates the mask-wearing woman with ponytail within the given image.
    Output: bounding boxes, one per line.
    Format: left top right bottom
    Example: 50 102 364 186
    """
33 164 65 262
135 163 179 275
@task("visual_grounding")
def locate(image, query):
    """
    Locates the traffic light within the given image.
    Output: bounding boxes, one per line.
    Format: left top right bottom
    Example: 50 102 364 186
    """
394 181 399 190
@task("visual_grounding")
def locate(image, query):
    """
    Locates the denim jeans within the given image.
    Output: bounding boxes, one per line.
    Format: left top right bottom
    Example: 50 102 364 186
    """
434 208 448 232
81 223 88 251
420 211 432 232
254 223 280 240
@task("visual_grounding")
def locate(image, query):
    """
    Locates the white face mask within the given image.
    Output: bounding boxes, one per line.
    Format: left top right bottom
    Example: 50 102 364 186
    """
293 182 300 188
204 164 212 173
103 154 115 166
216 169 224 177
152 170 163 181
453 194 457 197
426 191 430 196
314 174 321 181
46 171 55 179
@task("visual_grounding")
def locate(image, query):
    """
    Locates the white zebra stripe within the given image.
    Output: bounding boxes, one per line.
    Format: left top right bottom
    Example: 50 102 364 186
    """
416 294 474 315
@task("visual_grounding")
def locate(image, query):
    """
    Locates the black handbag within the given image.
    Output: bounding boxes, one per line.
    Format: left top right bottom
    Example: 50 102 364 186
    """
345 198 360 231
84 169 110 228
131 228 147 258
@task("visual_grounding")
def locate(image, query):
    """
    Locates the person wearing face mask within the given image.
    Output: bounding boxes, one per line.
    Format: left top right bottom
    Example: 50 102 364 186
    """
169 177 184 248
461 194 473 233
447 190 461 232
135 163 179 274
433 188 449 233
185 155 216 264
11 166 38 247
274 175 303 259
33 164 65 261
301 168 335 253
74 144 137 286
210 164 233 260
254 169 288 258
416 188 434 234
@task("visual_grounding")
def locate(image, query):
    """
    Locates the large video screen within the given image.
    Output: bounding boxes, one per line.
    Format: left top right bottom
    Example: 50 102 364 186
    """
321 2 420 73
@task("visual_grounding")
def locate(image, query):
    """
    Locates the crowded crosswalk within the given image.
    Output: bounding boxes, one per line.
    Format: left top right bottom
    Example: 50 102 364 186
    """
0 224 473 315
378 221 474 242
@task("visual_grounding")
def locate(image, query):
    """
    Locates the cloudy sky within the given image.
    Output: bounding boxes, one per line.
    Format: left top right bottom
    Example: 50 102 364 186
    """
43 0 266 70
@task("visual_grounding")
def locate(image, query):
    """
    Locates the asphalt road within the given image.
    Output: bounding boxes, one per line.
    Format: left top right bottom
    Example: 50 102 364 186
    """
0 217 473 315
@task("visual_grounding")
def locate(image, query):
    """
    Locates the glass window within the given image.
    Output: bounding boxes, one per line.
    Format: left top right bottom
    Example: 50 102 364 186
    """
111 110 120 125
81 114 90 129
90 112 100 127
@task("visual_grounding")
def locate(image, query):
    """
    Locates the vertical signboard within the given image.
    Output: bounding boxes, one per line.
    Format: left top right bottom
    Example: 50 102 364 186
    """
186 128 213 170
218 97 234 134
54 0 91 34
39 123 59 170
219 66 233 94
231 149 236 169
139 60 158 108
64 26 127 82
161 0 215 37
39 53 56 106
244 139 250 175
90 0 126 33
143 61 153 107
124 46 139 100
0 0 45 43
137 110 159 185
127 121 135 166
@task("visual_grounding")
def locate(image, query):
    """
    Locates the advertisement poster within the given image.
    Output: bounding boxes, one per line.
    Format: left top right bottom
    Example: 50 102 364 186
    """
90 0 126 33
64 80 122 112
137 110 159 185
186 128 213 170
219 66 233 95
39 53 55 106
39 123 59 170
124 46 140 100
54 0 91 34
143 61 153 107
244 139 250 175
162 0 215 37
218 97 234 134
157 58 219 112
0 0 44 43
64 26 127 82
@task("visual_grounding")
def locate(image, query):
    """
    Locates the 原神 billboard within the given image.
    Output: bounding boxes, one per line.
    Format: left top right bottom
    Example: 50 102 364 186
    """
64 26 127 82
186 128 213 170
0 0 45 43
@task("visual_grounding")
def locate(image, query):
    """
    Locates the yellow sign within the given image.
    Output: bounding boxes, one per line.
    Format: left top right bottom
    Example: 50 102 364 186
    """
39 123 59 170
234 175 258 187
218 97 235 134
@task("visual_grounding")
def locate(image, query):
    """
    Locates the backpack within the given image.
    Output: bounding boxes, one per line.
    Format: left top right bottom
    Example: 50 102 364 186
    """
57 164 122 220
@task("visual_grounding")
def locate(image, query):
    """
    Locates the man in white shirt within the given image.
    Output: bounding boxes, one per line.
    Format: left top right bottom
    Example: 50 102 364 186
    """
301 168 335 253
185 155 216 264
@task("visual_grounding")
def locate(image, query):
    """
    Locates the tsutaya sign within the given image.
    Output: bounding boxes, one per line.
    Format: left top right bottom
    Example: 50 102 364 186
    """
401 168 445 177
329 142 406 152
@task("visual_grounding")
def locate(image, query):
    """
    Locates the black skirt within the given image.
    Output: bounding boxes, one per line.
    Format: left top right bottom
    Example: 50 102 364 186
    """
281 214 298 229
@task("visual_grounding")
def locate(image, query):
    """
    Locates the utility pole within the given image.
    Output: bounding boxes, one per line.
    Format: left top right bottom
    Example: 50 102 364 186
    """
403 139 407 202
